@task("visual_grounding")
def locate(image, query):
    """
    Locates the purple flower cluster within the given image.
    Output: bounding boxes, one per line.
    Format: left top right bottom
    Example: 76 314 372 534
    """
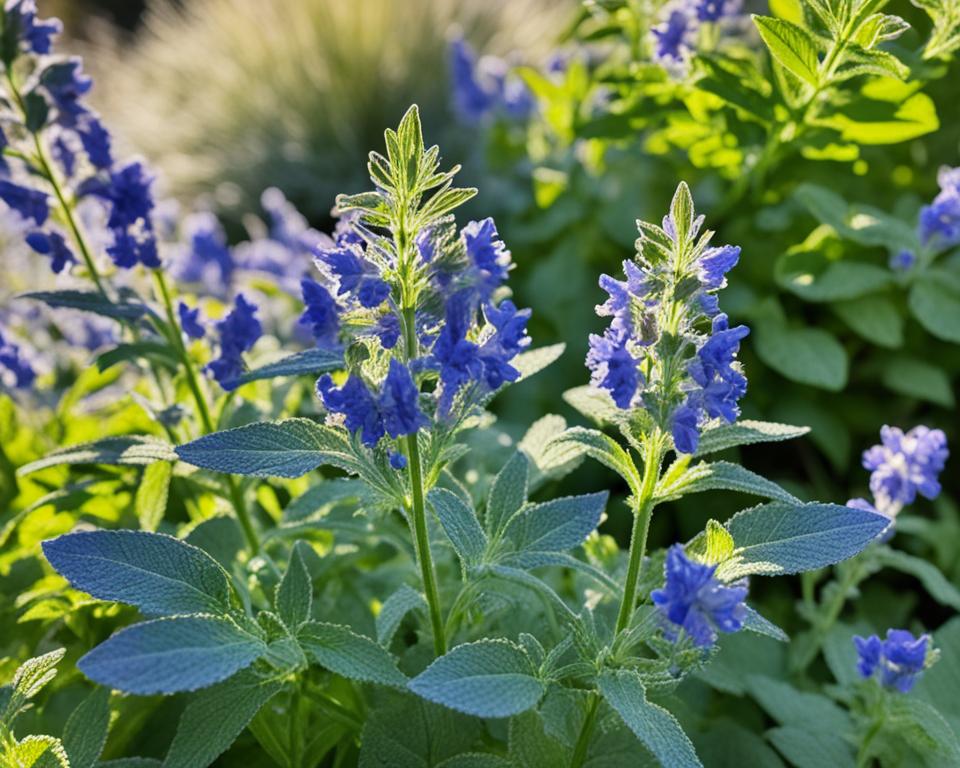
854 629 931 693
449 37 533 122
650 0 742 73
848 425 948 522
0 3 169 273
305 211 530 454
652 545 747 647
919 166 960 248
586 185 748 454
0 327 36 389
207 295 262 390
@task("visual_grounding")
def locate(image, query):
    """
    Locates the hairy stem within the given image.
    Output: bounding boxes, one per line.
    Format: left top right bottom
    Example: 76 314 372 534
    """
569 693 600 768
615 431 665 634
401 305 445 655
153 269 259 555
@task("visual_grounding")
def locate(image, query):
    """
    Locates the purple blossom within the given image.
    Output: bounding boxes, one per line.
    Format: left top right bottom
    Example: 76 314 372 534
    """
652 545 748 647
854 629 930 693
919 166 960 248
39 58 92 127
25 229 74 273
299 278 341 349
862 425 948 513
0 328 36 388
586 329 641 409
177 302 205 340
0 180 49 225
207 294 262 390
4 0 62 55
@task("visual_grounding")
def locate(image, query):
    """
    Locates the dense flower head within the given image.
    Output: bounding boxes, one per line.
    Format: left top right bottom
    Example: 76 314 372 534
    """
585 183 748 454
651 545 748 647
449 36 533 122
317 359 427 447
207 294 262 390
854 629 931 693
919 166 960 247
0 327 36 389
861 425 948 514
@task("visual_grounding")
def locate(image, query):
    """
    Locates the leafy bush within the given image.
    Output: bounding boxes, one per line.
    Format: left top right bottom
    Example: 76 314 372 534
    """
0 2 958 767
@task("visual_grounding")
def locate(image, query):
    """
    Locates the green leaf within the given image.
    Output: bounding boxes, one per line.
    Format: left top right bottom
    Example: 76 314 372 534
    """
359 692 483 768
408 640 544 718
777 257 892 303
909 279 960 344
833 295 904 348
10 648 65 704
518 415 585 493
275 541 313 628
754 323 848 390
504 492 608 553
655 461 800 504
5 735 70 768
598 670 702 768
18 436 178 476
376 585 426 647
298 621 406 687
135 461 172 532
562 385 623 426
176 419 357 478
669 182 696 245
719 501 888 579
746 675 851 731
875 548 960 611
164 669 283 768
687 520 736 566
820 82 938 144
430 488 488 565
95 342 179 373
20 290 151 320
62 688 111 768
884 697 960 766
546 428 642 497
881 357 955 407
78 616 266 695
695 420 810 456
42 530 232 615
485 451 529 539
235 348 344 385
766 726 855 768
512 344 566 382
753 15 821 86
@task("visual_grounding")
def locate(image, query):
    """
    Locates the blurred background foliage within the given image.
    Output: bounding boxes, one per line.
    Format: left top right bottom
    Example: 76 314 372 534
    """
35 0 960 570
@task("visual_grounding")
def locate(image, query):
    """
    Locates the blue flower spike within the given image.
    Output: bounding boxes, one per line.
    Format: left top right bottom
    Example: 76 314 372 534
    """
586 182 748 455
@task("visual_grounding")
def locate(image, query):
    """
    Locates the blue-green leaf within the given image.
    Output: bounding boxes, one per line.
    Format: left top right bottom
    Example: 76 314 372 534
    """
408 640 544 718
655 462 800 504
18 436 177 476
78 616 265 695
694 419 809 456
275 541 313 628
176 419 355 478
42 530 232 616
20 290 151 320
504 492 607 553
429 488 488 565
298 622 406 687
486 451 529 538
164 669 283 768
236 348 344 385
62 688 111 768
598 669 702 768
376 585 427 647
719 502 889 579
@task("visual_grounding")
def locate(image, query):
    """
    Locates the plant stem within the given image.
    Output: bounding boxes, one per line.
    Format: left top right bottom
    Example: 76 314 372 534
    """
400 305 445 655
153 269 259 555
569 693 600 768
615 431 665 635
304 688 363 732
856 697 887 768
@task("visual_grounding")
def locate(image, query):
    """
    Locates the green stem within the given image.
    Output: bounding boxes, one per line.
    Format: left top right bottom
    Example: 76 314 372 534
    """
569 693 600 768
797 557 867 671
153 269 259 555
288 685 302 768
400 305 445 656
615 432 665 635
304 688 363 732
856 698 887 768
